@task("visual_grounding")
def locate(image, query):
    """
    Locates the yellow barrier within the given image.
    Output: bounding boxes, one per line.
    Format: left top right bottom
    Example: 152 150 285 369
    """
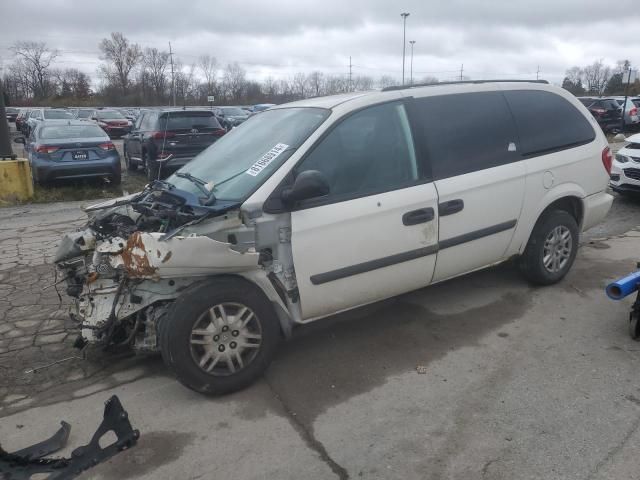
0 159 34 202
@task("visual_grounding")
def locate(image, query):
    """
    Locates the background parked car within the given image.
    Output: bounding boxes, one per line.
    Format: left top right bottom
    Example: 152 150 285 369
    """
608 97 640 130
123 108 226 180
72 108 95 119
5 107 19 123
90 109 132 138
214 106 249 127
25 108 74 136
14 120 121 185
15 109 29 133
578 97 622 132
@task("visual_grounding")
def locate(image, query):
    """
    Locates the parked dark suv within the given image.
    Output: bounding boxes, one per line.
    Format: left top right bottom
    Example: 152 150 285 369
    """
578 97 622 132
123 109 226 180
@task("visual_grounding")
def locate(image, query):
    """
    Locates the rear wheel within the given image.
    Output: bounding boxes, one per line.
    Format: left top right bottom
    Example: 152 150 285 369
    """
159 278 281 395
519 210 579 285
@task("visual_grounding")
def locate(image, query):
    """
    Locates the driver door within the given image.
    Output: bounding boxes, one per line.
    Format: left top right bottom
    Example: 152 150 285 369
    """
289 101 439 320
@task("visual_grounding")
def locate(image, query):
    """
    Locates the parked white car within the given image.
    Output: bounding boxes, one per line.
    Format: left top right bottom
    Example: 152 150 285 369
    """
55 80 613 394
611 132 640 194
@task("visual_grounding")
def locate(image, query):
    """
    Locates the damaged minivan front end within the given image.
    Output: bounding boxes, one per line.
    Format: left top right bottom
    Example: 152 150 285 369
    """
55 181 276 353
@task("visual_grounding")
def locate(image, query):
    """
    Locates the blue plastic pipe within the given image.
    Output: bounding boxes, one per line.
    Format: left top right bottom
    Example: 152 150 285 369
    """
606 271 640 300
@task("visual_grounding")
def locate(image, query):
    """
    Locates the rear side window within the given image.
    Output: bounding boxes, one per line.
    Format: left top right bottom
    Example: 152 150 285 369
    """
413 91 519 180
159 112 222 130
504 90 595 157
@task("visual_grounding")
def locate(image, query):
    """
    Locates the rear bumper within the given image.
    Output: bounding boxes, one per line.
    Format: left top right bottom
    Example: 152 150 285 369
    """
102 126 131 137
33 156 121 182
581 191 613 231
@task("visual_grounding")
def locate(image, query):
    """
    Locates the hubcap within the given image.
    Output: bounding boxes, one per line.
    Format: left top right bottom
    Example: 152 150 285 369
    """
543 225 572 273
189 303 262 376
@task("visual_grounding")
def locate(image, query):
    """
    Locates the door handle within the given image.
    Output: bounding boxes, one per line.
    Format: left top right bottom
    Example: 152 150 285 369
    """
402 208 435 226
438 199 464 216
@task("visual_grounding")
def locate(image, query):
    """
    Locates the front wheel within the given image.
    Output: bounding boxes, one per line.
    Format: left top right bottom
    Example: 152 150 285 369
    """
519 210 579 285
159 278 281 395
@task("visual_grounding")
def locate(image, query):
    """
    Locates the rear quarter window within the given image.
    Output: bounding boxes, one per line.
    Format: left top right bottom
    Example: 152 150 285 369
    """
412 91 519 179
503 90 595 157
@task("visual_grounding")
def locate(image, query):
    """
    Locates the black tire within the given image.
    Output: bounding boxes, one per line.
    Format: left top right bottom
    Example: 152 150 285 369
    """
519 209 579 285
159 277 281 395
124 147 137 171
110 173 121 186
630 311 640 340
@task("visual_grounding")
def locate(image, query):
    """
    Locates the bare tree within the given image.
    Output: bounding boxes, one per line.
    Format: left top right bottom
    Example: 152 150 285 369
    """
99 32 142 95
143 47 169 101
582 60 611 95
353 75 374 91
307 71 324 97
11 41 59 98
262 76 278 98
293 72 308 98
377 75 398 89
222 62 246 101
198 54 218 97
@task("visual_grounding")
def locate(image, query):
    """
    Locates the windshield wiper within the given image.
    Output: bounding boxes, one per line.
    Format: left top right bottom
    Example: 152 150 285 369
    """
174 172 216 204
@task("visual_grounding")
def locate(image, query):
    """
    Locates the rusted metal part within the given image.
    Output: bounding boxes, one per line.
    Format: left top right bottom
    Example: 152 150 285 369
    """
121 232 158 278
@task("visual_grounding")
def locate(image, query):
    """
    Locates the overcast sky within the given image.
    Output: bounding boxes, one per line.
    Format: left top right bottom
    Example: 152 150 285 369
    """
2 0 640 86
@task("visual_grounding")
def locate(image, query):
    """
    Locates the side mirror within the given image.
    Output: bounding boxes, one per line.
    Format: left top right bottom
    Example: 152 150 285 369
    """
281 170 330 204
13 137 25 144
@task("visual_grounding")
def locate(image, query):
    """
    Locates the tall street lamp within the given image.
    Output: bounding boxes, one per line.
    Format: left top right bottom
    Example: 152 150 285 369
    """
401 12 410 85
409 40 416 85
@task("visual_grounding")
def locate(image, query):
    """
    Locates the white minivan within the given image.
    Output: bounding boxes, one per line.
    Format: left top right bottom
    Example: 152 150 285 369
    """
55 80 613 394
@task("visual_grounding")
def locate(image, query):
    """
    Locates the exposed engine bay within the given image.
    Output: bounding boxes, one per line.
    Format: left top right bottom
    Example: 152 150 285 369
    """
54 180 297 353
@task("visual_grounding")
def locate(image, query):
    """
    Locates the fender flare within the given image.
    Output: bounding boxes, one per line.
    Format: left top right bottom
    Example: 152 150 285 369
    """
514 182 586 254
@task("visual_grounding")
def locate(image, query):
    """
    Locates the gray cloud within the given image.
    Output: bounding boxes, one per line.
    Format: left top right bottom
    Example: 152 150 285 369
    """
2 0 639 85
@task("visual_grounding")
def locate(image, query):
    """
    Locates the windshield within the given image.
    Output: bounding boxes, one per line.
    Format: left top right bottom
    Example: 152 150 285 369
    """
169 107 329 201
221 107 246 116
97 110 125 120
44 110 74 120
40 125 107 139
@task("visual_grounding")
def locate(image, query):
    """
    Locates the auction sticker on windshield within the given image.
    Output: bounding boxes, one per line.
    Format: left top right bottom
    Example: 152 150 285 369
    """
246 143 289 176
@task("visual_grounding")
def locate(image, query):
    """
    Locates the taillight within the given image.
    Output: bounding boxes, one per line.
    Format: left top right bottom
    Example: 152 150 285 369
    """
151 131 176 139
630 107 638 117
602 146 612 174
592 108 606 115
99 142 115 151
35 145 59 154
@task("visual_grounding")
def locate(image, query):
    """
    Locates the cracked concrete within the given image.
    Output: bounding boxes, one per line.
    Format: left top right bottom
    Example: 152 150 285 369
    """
0 192 640 479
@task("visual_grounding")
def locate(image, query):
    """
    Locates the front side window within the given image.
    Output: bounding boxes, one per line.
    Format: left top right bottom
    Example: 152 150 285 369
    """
170 107 329 201
294 101 420 202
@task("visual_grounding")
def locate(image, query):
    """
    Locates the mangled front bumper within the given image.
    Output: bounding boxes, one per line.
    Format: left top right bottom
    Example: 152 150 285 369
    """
66 231 260 346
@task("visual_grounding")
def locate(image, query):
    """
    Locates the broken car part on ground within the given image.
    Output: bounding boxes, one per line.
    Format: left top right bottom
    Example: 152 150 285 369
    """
0 395 139 480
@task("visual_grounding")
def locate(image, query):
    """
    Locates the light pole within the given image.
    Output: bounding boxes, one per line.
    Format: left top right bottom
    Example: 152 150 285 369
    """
409 40 416 85
401 12 410 85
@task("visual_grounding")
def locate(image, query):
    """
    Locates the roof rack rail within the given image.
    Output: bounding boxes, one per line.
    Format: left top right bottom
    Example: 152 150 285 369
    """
381 79 549 92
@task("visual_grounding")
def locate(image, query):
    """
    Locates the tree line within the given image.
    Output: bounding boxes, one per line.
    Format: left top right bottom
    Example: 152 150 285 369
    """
561 59 640 97
2 32 419 107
